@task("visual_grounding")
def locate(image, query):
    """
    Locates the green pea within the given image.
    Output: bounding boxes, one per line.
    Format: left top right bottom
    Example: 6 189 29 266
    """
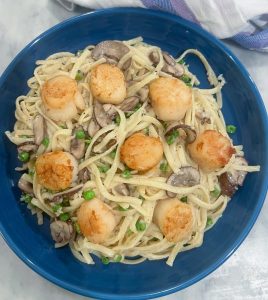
75 129 86 139
101 256 110 265
21 193 32 204
98 164 110 173
82 189 95 201
160 161 168 172
115 115 121 126
136 220 146 231
52 203 62 213
59 212 70 222
122 169 131 179
226 125 236 134
113 254 122 262
42 137 49 147
206 217 213 227
166 130 179 145
18 151 30 162
210 186 221 198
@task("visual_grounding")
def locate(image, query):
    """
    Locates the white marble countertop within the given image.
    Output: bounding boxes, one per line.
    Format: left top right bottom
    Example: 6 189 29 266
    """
1 1 268 299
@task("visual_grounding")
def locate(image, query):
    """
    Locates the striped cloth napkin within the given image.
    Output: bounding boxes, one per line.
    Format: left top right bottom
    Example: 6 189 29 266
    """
56 0 268 51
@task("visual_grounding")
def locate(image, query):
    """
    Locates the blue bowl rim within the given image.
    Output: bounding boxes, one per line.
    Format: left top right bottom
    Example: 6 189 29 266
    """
0 7 268 300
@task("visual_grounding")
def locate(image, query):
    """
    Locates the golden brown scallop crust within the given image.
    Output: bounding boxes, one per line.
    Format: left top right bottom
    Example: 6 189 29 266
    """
188 130 235 172
120 132 164 171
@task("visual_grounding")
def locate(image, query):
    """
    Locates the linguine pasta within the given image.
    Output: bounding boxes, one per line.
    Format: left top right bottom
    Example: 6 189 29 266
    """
6 37 260 267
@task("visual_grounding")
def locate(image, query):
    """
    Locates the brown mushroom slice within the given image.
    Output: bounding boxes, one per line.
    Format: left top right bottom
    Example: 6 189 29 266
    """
94 101 113 128
33 114 46 145
103 104 117 119
17 142 38 153
166 166 200 197
50 220 74 244
219 157 248 197
149 50 184 78
18 176 33 194
137 86 149 102
162 52 184 78
51 184 83 203
78 168 91 184
121 58 132 71
88 118 100 138
165 123 196 144
92 40 130 62
113 183 130 196
118 96 139 112
70 127 86 160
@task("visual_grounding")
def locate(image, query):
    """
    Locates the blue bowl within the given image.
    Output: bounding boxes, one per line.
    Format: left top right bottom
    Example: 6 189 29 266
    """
0 8 267 300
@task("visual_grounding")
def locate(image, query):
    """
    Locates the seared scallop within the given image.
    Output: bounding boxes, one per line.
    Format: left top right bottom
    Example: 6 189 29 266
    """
153 198 193 243
41 75 85 122
120 132 163 172
35 151 78 191
149 77 192 121
77 198 116 244
188 130 235 172
90 63 126 105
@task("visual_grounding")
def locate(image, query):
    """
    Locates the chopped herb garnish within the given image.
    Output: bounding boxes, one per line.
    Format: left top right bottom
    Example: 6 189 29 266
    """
75 129 86 139
21 193 32 204
134 103 142 111
206 217 213 227
125 112 133 118
166 129 179 145
98 164 110 173
122 169 131 179
52 203 62 213
136 220 147 232
85 138 92 145
144 127 149 135
59 212 70 222
18 151 30 162
162 121 168 130
160 161 168 172
178 59 185 65
226 125 237 134
115 115 121 126
74 222 81 234
29 169 35 178
59 124 66 129
83 189 95 201
180 74 192 84
75 70 84 81
180 196 188 203
109 150 116 159
210 186 221 198
42 137 49 147
117 205 129 211
113 254 122 262
101 256 110 265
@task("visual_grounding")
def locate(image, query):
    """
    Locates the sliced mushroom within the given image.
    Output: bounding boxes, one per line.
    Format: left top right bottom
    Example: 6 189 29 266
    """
162 52 184 78
149 50 184 78
166 167 200 197
94 101 113 128
118 96 139 112
51 184 83 203
103 104 117 119
33 114 46 145
78 168 91 184
219 157 248 197
92 40 130 62
70 128 86 160
137 86 149 102
18 176 33 194
88 118 100 138
113 183 130 196
50 220 74 244
165 123 196 144
121 58 132 71
17 142 38 153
